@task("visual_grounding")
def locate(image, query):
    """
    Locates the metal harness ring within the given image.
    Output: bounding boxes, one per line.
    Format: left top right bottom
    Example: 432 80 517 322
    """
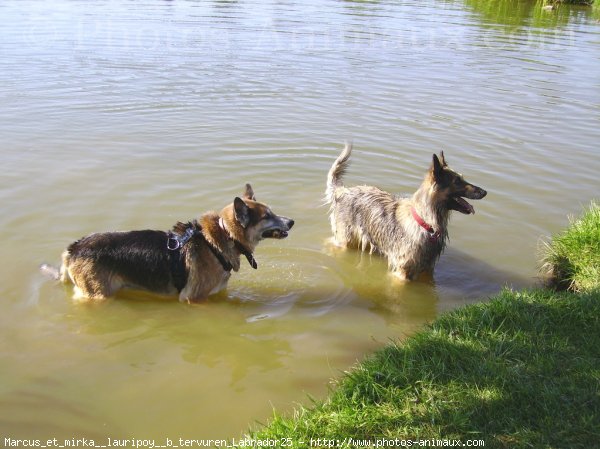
167 236 181 251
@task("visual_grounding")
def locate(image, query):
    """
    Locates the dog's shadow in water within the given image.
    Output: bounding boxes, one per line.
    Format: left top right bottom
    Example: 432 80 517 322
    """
435 247 533 300
327 244 533 325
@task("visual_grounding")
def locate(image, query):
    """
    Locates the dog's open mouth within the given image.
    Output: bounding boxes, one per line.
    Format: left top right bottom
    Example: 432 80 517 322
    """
262 229 289 239
450 196 475 215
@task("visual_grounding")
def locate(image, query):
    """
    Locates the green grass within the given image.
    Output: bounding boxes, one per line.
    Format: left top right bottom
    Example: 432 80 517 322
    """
248 289 600 448
245 204 600 449
542 202 600 292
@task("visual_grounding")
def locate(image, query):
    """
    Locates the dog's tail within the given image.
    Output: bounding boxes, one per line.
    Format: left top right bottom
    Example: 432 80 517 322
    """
40 263 60 281
325 141 352 204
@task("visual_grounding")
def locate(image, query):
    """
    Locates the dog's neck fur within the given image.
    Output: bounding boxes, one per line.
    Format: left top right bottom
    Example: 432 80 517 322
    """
197 212 253 272
410 174 450 239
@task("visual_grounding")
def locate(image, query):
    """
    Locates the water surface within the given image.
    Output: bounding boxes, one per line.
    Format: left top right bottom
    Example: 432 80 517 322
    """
1 0 599 441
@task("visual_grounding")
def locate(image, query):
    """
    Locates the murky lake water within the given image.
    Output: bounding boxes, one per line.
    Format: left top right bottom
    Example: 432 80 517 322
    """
1 0 599 441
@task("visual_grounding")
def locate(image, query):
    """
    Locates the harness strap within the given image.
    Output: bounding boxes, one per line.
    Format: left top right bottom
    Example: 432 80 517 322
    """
205 239 234 272
219 218 258 270
166 219 258 292
235 241 257 270
167 241 189 293
167 227 196 251
411 207 441 243
167 221 234 293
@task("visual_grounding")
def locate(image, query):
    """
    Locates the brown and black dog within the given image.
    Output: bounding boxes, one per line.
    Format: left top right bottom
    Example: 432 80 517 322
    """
41 184 294 302
326 143 486 281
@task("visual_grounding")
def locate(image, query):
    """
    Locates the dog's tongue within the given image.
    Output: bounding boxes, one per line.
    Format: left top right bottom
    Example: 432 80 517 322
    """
456 197 475 215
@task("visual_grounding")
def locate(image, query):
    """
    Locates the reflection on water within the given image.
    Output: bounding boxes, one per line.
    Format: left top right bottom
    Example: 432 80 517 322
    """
465 0 600 27
1 0 599 441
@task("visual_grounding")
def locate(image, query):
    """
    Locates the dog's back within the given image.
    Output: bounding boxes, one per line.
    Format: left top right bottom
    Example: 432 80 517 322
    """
326 143 420 258
65 231 175 296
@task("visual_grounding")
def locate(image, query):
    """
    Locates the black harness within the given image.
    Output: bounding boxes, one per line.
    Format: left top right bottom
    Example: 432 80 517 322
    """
166 220 256 292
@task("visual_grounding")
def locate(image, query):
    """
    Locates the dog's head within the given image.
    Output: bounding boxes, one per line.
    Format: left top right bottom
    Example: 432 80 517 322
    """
430 152 487 214
222 184 295 249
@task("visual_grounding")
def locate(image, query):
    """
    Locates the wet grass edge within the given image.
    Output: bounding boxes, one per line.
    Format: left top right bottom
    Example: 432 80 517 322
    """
541 201 600 292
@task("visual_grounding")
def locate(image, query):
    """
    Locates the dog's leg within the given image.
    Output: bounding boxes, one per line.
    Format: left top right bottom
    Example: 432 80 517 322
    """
59 250 72 284
416 271 434 283
71 281 111 301
330 232 348 249
72 285 95 302
179 291 209 304
332 214 356 249
391 269 410 282
329 212 344 247
179 281 213 303
360 234 370 252
390 256 417 281
67 261 118 301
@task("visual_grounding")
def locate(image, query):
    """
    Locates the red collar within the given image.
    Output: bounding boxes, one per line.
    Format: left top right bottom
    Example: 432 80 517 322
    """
411 207 441 243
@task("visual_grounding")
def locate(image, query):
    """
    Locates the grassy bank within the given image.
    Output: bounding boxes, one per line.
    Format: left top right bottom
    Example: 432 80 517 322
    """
246 205 600 449
542 202 600 292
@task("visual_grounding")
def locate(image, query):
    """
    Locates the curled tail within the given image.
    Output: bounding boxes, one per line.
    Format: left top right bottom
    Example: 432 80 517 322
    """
40 263 60 280
40 250 71 283
325 141 352 204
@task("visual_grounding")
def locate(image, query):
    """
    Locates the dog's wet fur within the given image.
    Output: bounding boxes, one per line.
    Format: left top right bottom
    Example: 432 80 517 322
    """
326 143 486 281
41 184 294 302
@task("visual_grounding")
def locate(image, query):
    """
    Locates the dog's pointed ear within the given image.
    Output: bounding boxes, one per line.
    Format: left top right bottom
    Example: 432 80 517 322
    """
234 197 250 228
242 183 256 201
432 153 444 180
439 151 448 167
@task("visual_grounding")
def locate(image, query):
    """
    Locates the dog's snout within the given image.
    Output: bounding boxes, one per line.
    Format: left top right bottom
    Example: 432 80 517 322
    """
287 219 295 229
466 185 487 200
